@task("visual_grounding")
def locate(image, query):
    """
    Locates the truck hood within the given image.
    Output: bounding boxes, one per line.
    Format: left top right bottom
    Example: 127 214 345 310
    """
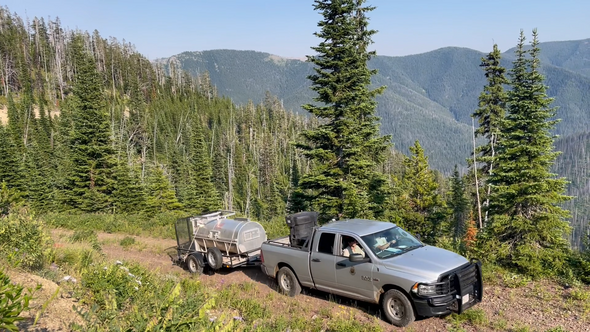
380 245 468 282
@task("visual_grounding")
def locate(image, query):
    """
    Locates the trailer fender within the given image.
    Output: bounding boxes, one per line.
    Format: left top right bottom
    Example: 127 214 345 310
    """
190 252 206 267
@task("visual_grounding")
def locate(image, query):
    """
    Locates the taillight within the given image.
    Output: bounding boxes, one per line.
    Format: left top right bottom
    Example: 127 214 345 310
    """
260 251 264 263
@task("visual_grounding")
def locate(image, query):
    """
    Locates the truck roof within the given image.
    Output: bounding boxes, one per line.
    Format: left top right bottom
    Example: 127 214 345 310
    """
319 218 396 236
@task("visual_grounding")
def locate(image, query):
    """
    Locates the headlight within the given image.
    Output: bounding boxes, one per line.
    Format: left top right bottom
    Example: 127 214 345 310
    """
412 283 437 296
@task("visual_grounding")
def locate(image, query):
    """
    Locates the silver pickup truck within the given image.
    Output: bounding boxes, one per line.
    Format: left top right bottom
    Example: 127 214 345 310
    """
260 212 483 327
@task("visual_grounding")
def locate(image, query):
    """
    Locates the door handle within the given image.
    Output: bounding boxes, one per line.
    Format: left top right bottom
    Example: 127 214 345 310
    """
336 262 346 267
311 258 320 262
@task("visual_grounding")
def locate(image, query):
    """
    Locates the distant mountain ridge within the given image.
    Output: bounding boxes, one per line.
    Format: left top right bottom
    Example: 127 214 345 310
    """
156 38 590 173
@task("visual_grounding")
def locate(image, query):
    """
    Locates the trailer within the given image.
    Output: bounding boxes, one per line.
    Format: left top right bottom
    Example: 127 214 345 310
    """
167 210 267 274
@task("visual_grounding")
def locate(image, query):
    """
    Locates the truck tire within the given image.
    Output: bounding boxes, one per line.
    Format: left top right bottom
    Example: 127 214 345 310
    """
381 289 415 327
277 266 301 297
206 247 223 270
186 254 204 274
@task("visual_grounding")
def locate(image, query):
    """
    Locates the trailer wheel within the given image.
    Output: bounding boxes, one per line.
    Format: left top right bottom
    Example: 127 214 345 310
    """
206 247 223 270
277 266 301 297
186 255 204 274
381 289 415 327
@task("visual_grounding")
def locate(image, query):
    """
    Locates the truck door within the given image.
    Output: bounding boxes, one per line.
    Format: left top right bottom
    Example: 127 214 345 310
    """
309 231 338 292
334 235 377 302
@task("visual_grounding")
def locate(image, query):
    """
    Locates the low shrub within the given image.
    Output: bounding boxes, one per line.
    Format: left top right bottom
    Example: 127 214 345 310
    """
119 236 136 248
0 270 37 331
70 229 98 243
41 211 182 239
0 207 52 269
446 308 488 327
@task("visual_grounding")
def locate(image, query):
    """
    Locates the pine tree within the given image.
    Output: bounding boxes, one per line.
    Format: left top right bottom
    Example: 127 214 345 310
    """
486 30 571 276
472 44 508 225
111 162 146 214
25 138 55 213
396 141 447 243
287 159 309 213
0 125 26 194
448 165 469 240
64 36 115 212
296 0 390 222
144 166 182 216
182 121 221 213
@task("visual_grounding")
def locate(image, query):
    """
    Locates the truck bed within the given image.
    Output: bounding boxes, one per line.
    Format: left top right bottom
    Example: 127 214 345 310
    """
264 236 291 246
260 236 313 287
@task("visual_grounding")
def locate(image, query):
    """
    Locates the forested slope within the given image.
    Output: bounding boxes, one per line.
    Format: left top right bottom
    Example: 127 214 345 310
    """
161 42 590 173
555 132 590 249
0 7 315 223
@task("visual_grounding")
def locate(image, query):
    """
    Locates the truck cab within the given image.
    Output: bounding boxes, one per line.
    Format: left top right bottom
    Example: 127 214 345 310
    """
260 216 483 327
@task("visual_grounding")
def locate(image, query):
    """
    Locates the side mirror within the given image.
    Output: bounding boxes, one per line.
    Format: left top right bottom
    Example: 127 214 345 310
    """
349 253 364 262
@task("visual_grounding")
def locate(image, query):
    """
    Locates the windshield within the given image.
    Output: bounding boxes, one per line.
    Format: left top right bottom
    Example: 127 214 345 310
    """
361 226 423 259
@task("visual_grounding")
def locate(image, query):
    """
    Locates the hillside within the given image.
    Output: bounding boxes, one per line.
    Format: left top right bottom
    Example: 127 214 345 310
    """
555 132 590 249
158 39 590 172
505 38 590 78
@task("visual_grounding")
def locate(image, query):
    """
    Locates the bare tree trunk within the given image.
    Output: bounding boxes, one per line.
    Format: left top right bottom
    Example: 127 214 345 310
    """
227 147 233 211
153 114 157 163
483 133 496 225
472 118 483 229
227 103 235 211
245 168 252 217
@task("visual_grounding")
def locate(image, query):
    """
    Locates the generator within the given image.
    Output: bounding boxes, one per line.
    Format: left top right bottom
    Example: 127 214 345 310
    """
285 211 318 247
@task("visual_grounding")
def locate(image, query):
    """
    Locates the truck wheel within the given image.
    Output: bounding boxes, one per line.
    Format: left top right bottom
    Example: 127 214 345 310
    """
186 255 204 274
277 266 301 297
206 247 223 270
381 289 415 327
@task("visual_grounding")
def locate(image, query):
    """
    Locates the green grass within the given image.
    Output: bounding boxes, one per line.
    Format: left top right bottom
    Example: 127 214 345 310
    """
569 289 590 301
446 308 488 329
69 229 97 243
489 318 508 330
545 327 570 332
41 212 182 239
502 273 531 288
509 322 533 332
119 236 136 248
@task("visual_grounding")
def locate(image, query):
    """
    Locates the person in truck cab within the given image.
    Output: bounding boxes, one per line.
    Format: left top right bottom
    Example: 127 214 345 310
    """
342 237 365 258
374 234 398 251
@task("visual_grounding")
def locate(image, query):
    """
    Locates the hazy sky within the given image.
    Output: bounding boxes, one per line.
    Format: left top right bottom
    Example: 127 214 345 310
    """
3 1 589 60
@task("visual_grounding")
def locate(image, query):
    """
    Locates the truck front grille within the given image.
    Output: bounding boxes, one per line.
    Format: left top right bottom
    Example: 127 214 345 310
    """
438 262 478 295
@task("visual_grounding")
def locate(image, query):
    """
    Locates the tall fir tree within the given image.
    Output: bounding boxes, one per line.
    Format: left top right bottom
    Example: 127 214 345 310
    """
485 30 571 276
296 0 390 221
0 125 26 195
25 104 58 213
394 141 446 243
65 36 115 212
144 166 182 216
472 44 508 225
448 165 469 241
25 137 56 213
182 120 221 213
111 162 146 214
